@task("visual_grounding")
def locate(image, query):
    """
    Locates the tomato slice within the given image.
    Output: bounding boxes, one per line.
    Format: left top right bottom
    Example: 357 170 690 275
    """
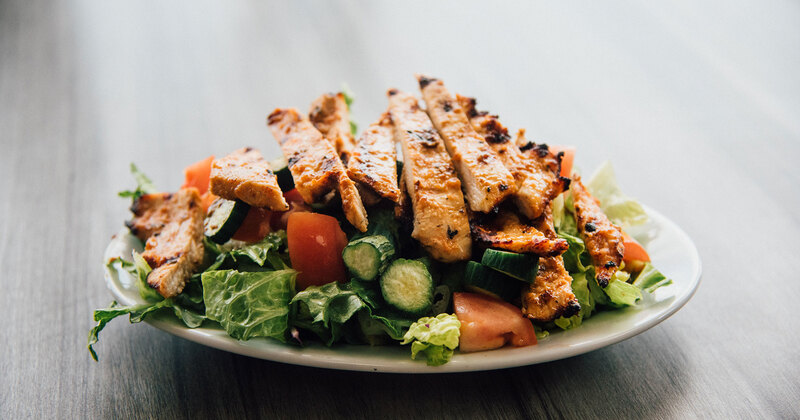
232 207 273 243
287 212 348 290
622 232 650 263
181 155 215 195
453 292 537 353
549 145 575 178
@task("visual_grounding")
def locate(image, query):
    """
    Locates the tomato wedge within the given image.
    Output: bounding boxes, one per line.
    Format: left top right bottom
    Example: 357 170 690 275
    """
232 207 273 243
453 292 537 353
287 212 348 290
181 155 215 195
622 232 650 263
549 145 575 178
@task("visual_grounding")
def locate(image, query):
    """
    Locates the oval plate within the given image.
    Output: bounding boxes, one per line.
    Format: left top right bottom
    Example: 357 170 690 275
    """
103 205 701 373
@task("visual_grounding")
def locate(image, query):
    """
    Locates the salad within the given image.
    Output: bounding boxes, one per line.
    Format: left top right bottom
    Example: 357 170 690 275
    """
89 76 671 366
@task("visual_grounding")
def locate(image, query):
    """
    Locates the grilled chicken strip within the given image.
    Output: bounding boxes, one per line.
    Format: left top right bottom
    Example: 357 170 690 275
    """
387 89 471 262
458 95 569 220
346 112 401 203
209 147 289 210
470 210 569 257
309 92 356 164
267 108 368 232
522 205 581 322
417 76 516 212
572 177 624 287
128 188 205 298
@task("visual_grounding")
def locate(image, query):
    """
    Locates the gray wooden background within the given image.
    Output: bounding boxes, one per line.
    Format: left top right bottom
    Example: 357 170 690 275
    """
1 1 798 418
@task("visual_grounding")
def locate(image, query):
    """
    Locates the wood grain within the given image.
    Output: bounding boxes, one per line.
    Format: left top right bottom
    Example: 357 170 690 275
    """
1 0 798 418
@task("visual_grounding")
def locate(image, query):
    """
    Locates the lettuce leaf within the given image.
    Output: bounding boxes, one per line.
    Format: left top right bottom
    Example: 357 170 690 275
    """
291 282 365 345
204 231 288 272
633 262 673 293
87 296 206 361
586 161 648 228
118 163 158 200
290 281 413 345
605 271 642 307
401 313 461 366
202 269 296 341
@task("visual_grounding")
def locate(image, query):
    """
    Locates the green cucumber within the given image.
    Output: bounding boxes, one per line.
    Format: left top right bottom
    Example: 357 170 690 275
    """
204 198 250 244
268 156 295 192
481 249 539 283
464 261 521 302
430 284 451 315
342 235 395 281
380 259 433 316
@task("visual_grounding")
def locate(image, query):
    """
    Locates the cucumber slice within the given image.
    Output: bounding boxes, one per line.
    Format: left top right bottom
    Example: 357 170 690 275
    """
430 284 451 315
342 235 395 281
464 261 521 302
204 198 250 244
380 259 433 316
481 249 539 283
268 156 295 192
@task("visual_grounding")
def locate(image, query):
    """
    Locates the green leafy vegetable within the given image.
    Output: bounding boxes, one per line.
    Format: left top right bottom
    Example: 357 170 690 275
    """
87 297 205 361
401 313 461 366
633 263 673 293
202 269 296 341
603 270 641 307
586 161 648 228
205 231 288 272
130 252 161 301
291 281 413 345
118 163 158 200
291 282 366 345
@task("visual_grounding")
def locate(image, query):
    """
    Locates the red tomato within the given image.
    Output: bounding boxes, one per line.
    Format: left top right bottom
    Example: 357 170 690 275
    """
232 207 273 243
287 212 348 290
181 155 215 195
549 145 575 178
271 189 312 231
453 292 537 353
622 232 650 263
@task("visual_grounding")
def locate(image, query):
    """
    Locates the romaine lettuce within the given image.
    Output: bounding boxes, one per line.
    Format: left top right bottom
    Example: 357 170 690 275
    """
204 231 288 272
604 270 642 307
633 262 673 293
291 281 413 345
202 269 296 342
87 295 206 361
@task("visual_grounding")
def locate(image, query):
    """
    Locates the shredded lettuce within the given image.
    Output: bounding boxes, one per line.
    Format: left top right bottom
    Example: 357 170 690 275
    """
401 314 461 366
117 163 158 200
586 161 648 228
633 262 673 293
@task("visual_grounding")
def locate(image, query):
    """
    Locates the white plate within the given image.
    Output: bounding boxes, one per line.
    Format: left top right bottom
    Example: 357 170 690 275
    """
103 205 701 373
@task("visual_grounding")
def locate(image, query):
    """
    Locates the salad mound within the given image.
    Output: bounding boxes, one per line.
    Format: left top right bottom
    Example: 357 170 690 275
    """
89 78 671 366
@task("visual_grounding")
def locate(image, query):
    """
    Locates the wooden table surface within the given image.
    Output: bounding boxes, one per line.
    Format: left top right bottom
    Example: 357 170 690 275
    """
2 1 798 418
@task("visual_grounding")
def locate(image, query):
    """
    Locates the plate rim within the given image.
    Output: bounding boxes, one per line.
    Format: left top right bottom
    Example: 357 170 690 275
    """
103 204 701 373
